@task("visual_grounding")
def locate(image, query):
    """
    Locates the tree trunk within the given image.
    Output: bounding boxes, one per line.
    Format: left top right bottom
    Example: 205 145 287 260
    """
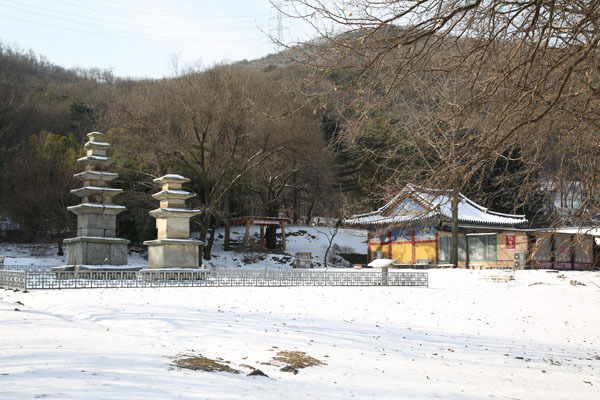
265 205 278 249
292 166 299 224
223 191 231 251
203 225 215 260
265 225 277 249
57 238 64 256
197 216 210 262
305 195 316 225
323 225 339 269
450 190 459 268
224 221 231 251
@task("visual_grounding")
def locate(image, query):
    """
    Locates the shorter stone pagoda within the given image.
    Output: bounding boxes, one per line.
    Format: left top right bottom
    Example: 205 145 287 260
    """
64 132 129 266
143 175 203 269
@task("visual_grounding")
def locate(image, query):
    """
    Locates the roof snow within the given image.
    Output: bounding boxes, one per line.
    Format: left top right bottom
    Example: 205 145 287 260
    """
155 174 187 181
86 141 110 147
78 155 110 162
346 184 528 227
157 190 192 196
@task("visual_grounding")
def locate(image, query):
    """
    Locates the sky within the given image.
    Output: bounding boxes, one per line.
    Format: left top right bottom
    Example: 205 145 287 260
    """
0 0 315 79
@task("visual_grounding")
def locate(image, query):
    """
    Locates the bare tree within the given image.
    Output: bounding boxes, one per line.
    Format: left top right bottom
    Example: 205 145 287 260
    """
320 219 342 268
282 0 600 233
108 66 303 258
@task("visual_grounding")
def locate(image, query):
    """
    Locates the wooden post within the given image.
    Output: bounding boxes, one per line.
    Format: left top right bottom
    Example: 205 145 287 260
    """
244 219 251 246
411 230 416 264
450 190 459 268
281 221 286 251
367 232 372 263
260 225 265 248
387 231 393 260
434 232 439 264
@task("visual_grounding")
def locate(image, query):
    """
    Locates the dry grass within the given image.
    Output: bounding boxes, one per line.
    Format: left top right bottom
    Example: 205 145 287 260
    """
485 274 514 283
172 349 325 376
173 354 240 374
272 351 326 369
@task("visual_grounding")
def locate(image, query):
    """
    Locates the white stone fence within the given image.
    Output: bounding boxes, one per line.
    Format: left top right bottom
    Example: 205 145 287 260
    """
0 270 27 291
0 266 428 290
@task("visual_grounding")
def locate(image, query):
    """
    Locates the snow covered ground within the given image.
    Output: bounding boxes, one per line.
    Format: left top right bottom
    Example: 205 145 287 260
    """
203 225 367 269
0 243 147 267
1 269 600 399
1 228 599 398
0 225 367 269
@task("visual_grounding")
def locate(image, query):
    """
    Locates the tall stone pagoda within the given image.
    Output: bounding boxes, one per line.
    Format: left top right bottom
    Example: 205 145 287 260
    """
144 175 203 269
64 132 129 265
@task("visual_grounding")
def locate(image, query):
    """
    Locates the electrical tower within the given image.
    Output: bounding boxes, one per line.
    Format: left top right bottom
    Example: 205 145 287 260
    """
269 0 290 45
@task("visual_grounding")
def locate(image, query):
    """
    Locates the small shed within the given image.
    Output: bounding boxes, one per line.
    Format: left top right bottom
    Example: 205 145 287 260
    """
226 216 290 251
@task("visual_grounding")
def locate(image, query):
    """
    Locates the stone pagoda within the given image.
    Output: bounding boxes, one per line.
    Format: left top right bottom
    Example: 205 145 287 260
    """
143 175 203 269
63 132 129 266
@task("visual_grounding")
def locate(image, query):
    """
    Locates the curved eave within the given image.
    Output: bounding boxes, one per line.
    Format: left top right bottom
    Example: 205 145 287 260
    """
439 214 529 227
84 141 110 149
70 187 123 197
152 190 195 201
153 175 190 184
345 212 440 227
149 208 202 218
74 171 118 181
346 214 527 229
77 156 114 167
67 203 126 215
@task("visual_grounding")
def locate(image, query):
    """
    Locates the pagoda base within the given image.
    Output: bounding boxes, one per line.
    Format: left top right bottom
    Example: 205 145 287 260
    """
143 238 203 269
64 236 130 265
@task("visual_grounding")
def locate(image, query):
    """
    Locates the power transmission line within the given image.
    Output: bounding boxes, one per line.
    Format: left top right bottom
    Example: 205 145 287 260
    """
54 0 267 19
3 0 264 32
0 10 267 43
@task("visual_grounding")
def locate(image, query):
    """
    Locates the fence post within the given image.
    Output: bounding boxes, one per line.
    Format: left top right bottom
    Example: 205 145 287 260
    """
381 267 388 286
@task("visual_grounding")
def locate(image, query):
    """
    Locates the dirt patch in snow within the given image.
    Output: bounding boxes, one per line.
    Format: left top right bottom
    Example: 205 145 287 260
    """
173 354 240 374
484 274 514 283
272 350 326 370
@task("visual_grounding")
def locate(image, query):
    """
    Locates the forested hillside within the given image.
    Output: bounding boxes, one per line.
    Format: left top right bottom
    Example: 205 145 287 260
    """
0 43 346 252
1 13 596 257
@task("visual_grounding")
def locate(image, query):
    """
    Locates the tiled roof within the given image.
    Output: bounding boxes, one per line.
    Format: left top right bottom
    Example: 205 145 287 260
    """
346 184 528 227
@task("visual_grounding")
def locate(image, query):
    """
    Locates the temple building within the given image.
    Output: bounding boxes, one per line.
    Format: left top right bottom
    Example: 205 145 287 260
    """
346 184 597 269
346 184 528 269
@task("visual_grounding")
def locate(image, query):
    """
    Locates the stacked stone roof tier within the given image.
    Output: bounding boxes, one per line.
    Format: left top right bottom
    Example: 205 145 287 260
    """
74 170 119 187
68 132 126 219
151 175 200 212
144 174 202 268
64 131 129 266
147 175 201 240
77 132 115 170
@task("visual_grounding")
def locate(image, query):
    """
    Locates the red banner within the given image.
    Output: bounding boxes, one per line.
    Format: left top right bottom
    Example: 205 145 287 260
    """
505 234 516 250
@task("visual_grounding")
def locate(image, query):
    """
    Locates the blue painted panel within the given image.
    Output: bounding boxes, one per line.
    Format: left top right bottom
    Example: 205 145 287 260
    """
391 228 412 242
415 225 435 240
